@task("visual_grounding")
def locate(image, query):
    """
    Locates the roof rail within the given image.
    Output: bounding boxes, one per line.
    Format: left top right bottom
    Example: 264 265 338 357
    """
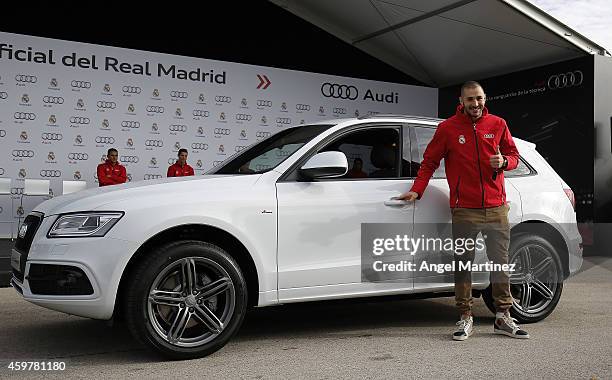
357 113 442 123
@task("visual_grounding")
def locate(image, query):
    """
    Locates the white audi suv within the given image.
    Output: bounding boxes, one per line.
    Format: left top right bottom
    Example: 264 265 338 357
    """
11 115 582 358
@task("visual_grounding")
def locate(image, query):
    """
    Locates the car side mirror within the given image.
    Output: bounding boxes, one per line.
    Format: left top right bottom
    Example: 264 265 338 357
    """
299 151 348 179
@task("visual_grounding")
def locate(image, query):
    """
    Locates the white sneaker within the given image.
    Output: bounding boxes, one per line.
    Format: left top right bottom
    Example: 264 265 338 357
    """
452 315 474 341
494 312 530 339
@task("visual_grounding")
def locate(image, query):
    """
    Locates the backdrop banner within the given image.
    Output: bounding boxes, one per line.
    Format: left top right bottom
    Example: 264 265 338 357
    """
0 32 437 237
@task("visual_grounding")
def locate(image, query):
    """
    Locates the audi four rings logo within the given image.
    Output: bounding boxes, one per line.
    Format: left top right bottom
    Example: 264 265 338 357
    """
191 143 209 150
256 164 271 171
122 121 141 128
169 124 187 132
68 153 89 160
321 83 359 100
71 80 91 89
276 150 290 157
122 86 142 94
43 96 65 104
276 117 291 125
42 133 63 141
144 174 162 180
15 74 37 83
257 100 272 107
11 188 24 195
256 131 271 138
14 112 36 120
168 158 178 165
0 92 7 99
97 101 117 109
145 139 163 147
120 156 139 163
171 91 188 98
40 170 61 177
146 105 165 113
333 107 347 115
547 71 583 89
12 150 34 158
296 104 311 111
235 146 248 152
235 114 253 121
70 116 90 124
214 128 231 135
212 161 224 167
95 136 115 144
193 110 209 117
215 95 231 103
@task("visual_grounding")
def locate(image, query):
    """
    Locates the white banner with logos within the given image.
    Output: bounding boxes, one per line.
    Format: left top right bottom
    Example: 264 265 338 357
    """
0 31 437 237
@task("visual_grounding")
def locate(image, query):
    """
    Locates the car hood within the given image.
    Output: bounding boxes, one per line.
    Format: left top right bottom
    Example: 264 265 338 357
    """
34 174 262 216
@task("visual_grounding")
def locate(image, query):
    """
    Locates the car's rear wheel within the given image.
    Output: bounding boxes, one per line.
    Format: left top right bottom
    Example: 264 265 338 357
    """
124 241 247 359
483 234 563 323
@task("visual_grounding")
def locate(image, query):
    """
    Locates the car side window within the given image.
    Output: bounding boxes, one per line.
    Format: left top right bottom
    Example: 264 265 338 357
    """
505 158 533 177
413 126 446 178
319 127 401 179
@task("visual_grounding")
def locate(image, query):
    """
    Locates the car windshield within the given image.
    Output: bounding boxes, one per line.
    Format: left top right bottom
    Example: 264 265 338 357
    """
211 124 335 174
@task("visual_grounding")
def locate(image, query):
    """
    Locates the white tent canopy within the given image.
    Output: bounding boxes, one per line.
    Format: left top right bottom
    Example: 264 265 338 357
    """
270 0 609 86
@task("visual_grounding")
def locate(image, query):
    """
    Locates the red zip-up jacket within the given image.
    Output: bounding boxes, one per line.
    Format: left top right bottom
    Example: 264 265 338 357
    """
410 105 520 208
167 162 194 177
97 160 127 187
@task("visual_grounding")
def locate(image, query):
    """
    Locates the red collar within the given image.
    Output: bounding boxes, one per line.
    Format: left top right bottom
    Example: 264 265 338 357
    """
455 104 489 124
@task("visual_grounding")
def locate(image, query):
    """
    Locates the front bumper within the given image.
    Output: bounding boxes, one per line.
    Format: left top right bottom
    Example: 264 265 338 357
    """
11 233 138 320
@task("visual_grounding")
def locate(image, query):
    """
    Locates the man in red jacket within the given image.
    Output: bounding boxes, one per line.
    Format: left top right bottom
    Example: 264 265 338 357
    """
97 148 127 186
399 81 529 341
167 148 194 177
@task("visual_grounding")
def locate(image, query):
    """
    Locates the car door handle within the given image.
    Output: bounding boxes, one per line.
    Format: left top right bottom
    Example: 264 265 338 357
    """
384 198 411 207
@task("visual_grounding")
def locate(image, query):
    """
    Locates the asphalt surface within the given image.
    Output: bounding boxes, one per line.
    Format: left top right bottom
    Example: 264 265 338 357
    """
0 257 610 379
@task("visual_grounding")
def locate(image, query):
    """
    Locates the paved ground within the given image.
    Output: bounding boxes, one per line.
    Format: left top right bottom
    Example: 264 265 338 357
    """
0 257 610 379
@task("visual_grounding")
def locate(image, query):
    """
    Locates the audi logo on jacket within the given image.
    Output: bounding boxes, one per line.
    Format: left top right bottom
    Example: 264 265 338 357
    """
167 162 195 177
96 160 128 187
410 105 520 208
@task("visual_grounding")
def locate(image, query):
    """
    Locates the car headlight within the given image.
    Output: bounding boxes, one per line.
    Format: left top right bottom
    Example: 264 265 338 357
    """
47 212 124 238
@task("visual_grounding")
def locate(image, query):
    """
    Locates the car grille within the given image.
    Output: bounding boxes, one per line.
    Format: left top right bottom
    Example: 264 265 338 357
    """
12 213 43 282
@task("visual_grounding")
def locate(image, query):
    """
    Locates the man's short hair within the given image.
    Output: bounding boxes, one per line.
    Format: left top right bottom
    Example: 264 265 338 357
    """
460 81 483 96
107 148 118 156
178 148 188 156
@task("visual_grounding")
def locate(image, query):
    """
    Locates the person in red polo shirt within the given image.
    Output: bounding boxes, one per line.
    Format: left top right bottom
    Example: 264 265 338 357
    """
97 148 127 186
167 148 195 177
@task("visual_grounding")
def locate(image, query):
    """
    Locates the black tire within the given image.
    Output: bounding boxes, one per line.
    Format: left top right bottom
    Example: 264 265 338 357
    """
482 234 563 323
124 241 247 359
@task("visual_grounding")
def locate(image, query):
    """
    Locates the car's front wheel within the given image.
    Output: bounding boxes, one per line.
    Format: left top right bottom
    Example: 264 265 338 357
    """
483 234 564 323
124 241 247 359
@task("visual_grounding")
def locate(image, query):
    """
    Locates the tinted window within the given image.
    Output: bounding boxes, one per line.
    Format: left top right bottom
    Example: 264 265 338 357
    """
414 127 445 178
319 127 401 179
